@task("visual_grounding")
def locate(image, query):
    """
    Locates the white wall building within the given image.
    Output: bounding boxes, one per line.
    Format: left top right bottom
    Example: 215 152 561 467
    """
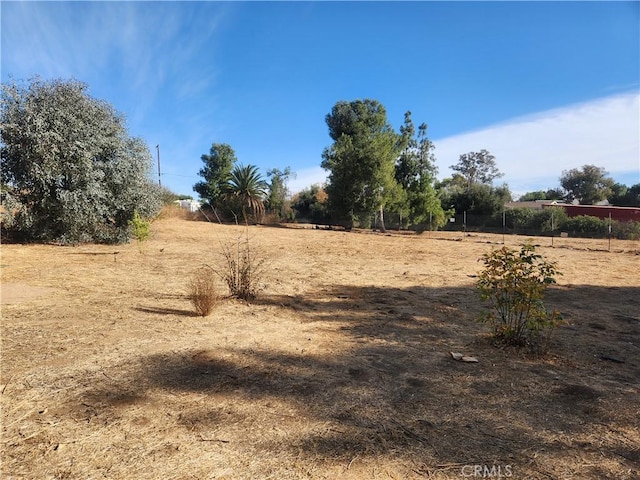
174 199 202 212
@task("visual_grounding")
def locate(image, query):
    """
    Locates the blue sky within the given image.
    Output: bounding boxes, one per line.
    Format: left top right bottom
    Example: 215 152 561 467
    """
2 1 639 198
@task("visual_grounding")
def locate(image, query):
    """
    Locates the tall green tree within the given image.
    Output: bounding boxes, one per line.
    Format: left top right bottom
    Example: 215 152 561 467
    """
194 143 236 205
450 149 503 190
438 178 512 216
559 164 615 204
441 149 509 216
226 164 267 223
0 77 161 244
394 111 445 228
266 167 293 220
321 99 399 231
609 182 640 207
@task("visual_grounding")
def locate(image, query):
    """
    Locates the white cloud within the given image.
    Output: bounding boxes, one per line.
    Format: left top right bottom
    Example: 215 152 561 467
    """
288 166 328 195
433 92 640 196
286 93 640 198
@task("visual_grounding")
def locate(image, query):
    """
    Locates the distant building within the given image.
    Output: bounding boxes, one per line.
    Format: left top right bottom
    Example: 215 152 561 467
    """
547 204 640 223
174 199 202 213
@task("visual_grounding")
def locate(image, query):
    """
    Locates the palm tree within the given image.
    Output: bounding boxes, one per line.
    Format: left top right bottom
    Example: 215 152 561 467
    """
226 164 268 223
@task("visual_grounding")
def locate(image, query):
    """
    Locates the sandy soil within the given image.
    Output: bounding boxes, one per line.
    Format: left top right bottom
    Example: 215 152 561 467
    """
1 284 58 305
1 214 639 479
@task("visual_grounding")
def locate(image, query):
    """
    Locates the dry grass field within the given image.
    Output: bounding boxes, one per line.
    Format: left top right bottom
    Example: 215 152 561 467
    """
1 211 639 479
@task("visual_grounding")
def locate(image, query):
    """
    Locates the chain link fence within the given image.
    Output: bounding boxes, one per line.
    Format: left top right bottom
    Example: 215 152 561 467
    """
425 210 640 251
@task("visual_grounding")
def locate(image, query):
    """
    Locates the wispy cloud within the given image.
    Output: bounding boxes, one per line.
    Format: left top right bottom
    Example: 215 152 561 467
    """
2 1 234 197
2 2 228 123
433 92 640 194
287 166 328 195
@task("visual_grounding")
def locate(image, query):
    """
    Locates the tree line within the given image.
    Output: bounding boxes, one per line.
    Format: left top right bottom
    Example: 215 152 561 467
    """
196 98 511 230
2 77 637 244
193 142 294 223
519 164 639 207
198 98 639 231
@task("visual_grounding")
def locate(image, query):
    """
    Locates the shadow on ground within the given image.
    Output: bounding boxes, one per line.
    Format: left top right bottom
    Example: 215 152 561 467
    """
76 283 640 477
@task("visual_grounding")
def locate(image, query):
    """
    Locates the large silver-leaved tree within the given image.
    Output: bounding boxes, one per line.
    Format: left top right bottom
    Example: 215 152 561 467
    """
1 78 161 244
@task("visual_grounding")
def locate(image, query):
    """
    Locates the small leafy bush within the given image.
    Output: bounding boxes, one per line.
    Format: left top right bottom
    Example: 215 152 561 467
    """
129 210 151 250
189 267 219 316
477 243 562 349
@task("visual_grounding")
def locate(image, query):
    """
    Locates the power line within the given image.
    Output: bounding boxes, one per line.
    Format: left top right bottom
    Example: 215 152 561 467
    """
160 173 200 179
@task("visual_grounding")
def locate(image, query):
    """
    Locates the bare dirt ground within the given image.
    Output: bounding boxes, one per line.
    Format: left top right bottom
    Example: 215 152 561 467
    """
1 212 639 479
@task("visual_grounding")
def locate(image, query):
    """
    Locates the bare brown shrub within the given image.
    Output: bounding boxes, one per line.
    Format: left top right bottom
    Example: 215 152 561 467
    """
188 267 219 316
218 229 267 301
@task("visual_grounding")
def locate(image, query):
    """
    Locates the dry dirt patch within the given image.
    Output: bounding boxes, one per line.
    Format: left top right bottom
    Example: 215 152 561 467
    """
1 283 58 305
1 218 639 479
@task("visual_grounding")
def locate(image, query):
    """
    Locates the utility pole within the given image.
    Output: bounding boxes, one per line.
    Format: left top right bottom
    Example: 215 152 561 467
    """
608 212 612 252
156 145 161 187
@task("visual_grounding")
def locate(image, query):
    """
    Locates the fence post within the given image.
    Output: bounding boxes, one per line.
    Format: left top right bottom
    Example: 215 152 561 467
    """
608 212 612 252
463 211 467 240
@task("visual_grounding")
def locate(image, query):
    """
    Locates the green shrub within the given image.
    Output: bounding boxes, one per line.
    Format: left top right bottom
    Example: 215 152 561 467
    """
477 244 562 349
612 220 640 240
563 215 608 237
531 208 568 234
504 208 536 230
129 210 150 251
